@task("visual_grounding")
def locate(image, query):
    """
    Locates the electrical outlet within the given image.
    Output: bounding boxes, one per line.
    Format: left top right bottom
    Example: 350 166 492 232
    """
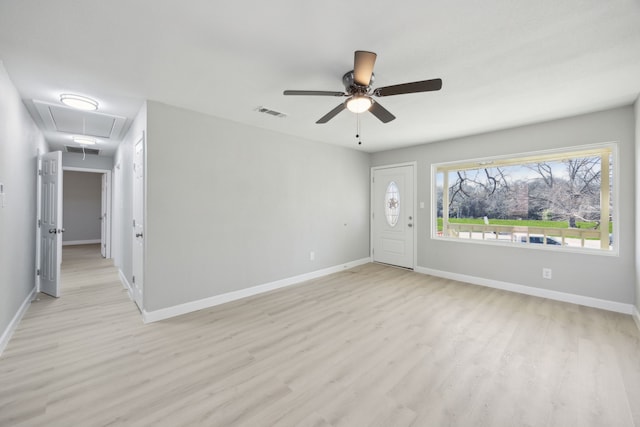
309 251 315 261
542 268 552 280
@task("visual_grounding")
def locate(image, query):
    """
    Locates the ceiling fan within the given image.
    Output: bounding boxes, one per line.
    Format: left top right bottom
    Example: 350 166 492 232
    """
283 50 442 124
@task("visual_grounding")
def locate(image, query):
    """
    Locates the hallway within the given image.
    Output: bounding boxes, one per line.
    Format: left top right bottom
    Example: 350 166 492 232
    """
0 245 141 426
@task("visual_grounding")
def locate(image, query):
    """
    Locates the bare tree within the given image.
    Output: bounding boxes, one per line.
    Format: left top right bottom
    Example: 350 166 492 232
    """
527 157 601 226
439 155 605 225
448 167 512 218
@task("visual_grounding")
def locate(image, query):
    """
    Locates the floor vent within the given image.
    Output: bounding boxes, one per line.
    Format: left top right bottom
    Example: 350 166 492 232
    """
65 146 101 155
256 106 287 118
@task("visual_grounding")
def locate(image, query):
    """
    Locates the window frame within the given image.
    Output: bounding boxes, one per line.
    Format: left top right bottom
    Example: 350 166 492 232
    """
431 142 619 256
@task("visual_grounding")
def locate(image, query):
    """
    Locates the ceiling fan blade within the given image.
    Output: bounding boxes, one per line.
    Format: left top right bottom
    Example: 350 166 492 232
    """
369 101 396 123
284 90 345 96
375 78 442 97
353 51 377 86
316 104 346 124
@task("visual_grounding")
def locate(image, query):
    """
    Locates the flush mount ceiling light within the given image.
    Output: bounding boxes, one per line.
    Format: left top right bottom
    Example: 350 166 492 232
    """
60 94 99 111
72 136 97 145
345 95 373 113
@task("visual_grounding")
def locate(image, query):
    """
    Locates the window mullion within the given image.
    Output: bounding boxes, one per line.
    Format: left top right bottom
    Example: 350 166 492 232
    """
442 170 449 237
600 152 610 249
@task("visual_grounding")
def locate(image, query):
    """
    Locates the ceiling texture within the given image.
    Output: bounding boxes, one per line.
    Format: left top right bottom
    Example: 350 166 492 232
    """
1 0 639 155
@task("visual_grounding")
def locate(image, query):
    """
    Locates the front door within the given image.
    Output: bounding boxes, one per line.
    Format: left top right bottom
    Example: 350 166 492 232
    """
372 164 415 269
39 151 63 297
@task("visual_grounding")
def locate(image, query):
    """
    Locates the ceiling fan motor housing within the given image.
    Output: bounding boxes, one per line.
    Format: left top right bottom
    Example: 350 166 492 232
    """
343 71 374 94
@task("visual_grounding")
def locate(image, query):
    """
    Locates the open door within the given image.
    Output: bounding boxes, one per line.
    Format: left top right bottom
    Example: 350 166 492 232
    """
39 151 63 297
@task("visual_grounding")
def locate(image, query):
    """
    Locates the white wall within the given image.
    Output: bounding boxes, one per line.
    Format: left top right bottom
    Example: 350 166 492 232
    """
0 62 48 343
144 101 370 311
62 152 113 170
372 106 636 305
62 171 101 243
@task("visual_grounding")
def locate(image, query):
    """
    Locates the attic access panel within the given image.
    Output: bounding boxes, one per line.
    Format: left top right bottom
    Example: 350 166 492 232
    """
50 107 113 137
33 100 127 139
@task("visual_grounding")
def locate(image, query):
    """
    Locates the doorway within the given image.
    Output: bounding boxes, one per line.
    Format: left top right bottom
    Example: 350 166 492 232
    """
371 163 416 269
36 156 113 298
62 167 112 259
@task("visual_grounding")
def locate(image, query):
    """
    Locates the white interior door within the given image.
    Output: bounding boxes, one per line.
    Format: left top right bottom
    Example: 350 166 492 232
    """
39 151 63 297
101 173 107 257
132 135 145 309
372 164 415 269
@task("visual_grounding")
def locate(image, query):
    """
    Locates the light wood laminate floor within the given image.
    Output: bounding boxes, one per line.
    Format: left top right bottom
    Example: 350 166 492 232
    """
1 244 639 427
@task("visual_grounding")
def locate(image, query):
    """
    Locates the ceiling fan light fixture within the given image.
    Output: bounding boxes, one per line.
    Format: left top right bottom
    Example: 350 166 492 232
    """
60 94 99 111
72 136 97 145
346 95 373 113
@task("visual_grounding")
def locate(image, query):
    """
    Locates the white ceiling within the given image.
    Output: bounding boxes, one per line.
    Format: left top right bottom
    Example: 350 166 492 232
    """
1 0 639 155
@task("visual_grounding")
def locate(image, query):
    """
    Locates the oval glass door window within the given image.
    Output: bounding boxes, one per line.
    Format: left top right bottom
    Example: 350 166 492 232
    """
385 181 400 227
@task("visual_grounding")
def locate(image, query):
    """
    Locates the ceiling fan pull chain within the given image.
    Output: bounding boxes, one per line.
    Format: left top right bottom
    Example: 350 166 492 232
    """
356 113 362 145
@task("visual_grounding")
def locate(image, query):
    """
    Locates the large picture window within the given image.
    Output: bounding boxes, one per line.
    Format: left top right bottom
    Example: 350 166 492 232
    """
433 144 615 252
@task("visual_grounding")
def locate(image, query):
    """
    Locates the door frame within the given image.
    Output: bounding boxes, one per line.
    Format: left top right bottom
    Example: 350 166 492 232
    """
35 154 42 292
131 131 146 311
62 167 112 258
370 161 418 269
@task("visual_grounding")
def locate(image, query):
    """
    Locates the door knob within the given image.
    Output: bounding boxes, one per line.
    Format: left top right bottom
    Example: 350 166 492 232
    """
49 228 57 234
408 223 413 227
136 233 143 238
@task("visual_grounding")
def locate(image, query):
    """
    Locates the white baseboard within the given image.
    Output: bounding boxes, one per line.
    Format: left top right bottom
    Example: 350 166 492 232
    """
415 266 634 315
118 269 133 301
142 257 372 323
0 287 36 356
633 306 640 331
63 239 101 246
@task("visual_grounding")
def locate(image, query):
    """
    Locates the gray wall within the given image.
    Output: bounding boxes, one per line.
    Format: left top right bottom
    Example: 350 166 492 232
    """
62 171 102 243
144 101 370 311
62 152 113 170
0 62 48 339
372 106 636 305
